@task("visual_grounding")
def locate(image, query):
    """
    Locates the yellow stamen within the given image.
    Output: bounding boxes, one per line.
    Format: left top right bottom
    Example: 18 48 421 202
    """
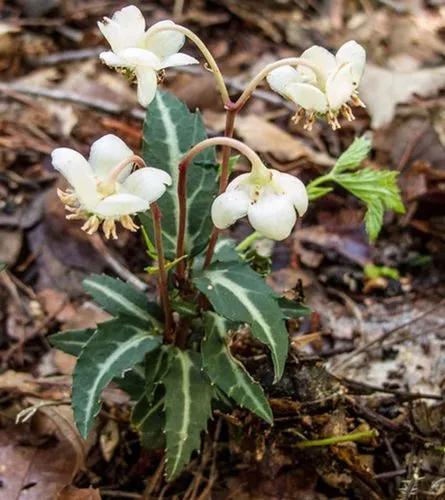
351 92 366 108
341 104 355 121
57 188 78 207
81 215 100 235
303 112 315 131
291 108 306 126
120 215 139 232
103 218 118 240
66 209 87 221
327 111 341 130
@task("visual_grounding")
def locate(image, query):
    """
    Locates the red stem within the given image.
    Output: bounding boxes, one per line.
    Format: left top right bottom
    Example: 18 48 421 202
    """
176 161 188 282
152 203 174 343
203 105 237 268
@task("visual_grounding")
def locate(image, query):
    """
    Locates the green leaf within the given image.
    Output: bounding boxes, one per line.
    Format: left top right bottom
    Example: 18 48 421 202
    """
307 185 334 201
193 263 288 381
163 348 213 480
49 328 95 356
202 312 272 423
278 298 311 320
145 347 171 401
213 237 240 263
141 91 218 259
83 274 161 326
364 263 400 280
73 317 161 437
0 262 7 272
335 168 405 240
332 136 372 174
115 364 146 401
132 387 165 449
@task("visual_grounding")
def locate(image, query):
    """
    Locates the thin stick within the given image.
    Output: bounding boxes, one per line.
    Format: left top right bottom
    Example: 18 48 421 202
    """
151 203 174 343
294 429 378 448
0 82 145 120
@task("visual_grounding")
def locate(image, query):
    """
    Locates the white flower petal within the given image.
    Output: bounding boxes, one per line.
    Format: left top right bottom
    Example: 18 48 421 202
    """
272 171 308 216
122 168 172 204
300 45 336 85
248 193 296 240
95 193 149 217
266 66 302 95
135 68 158 107
226 173 251 192
326 63 355 110
284 82 328 113
160 52 199 69
118 48 161 69
336 40 366 86
98 5 146 53
88 134 134 181
211 190 250 229
99 50 127 67
51 148 99 210
144 20 185 59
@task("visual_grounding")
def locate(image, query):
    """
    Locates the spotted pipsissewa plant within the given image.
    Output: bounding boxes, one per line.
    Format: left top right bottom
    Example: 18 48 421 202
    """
49 5 404 480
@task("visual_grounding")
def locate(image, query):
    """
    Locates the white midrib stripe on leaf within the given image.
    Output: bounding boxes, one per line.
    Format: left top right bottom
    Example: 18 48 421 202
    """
81 328 149 434
212 317 269 419
84 280 149 322
170 351 192 476
209 272 278 367
138 397 163 427
155 94 182 242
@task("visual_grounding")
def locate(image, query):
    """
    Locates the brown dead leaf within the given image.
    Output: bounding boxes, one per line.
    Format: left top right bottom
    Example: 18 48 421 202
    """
0 228 23 266
57 486 101 500
204 111 334 165
294 225 371 268
360 63 445 128
0 421 82 499
27 398 86 470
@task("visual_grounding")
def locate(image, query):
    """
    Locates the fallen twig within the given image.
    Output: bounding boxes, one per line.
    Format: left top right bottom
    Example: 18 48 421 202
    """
0 82 146 121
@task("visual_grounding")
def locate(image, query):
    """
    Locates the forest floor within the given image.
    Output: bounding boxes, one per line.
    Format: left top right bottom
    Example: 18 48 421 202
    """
1 0 445 499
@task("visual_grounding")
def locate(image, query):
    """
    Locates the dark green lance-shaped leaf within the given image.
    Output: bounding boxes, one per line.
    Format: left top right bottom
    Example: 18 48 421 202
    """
145 347 171 401
164 348 213 480
73 317 161 437
141 90 218 259
83 274 161 325
132 386 165 449
193 263 288 381
115 364 146 401
202 312 272 423
49 328 95 356
278 298 311 320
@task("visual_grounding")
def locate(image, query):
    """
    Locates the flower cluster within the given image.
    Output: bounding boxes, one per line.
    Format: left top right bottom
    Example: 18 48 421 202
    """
98 6 198 106
51 5 368 243
52 134 171 239
212 160 308 240
267 41 366 130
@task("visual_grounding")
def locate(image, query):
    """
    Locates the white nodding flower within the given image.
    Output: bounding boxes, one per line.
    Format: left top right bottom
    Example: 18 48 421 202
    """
267 41 366 130
211 160 308 241
51 134 172 239
98 5 198 107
